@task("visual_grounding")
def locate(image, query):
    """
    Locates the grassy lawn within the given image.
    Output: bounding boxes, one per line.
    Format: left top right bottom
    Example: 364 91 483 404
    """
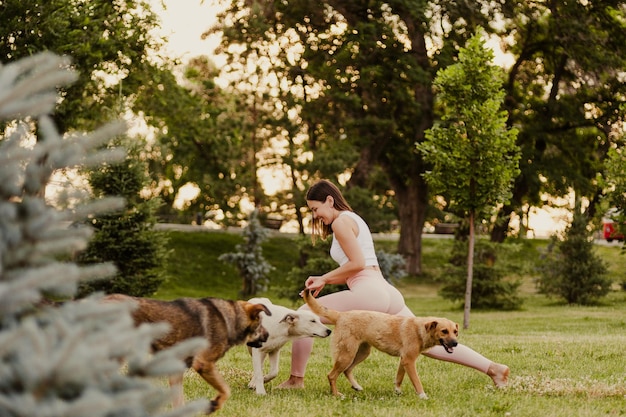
155 231 626 417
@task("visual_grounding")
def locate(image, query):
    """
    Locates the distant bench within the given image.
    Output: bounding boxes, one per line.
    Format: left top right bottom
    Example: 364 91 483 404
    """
263 218 283 230
434 223 459 234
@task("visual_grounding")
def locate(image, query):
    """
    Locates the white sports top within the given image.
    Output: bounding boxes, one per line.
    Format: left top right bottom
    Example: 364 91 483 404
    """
329 211 379 267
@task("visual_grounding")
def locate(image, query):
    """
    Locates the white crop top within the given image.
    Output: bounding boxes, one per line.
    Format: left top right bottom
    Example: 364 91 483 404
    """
329 211 379 267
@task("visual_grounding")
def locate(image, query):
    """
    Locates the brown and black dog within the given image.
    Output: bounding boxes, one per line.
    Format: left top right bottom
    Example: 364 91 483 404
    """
104 294 271 414
302 289 458 399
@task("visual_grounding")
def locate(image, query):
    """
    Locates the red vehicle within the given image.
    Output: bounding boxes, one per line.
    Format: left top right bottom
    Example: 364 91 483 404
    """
603 220 624 242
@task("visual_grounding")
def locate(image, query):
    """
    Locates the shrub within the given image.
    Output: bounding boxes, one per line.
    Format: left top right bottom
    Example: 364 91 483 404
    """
76 138 168 297
278 235 341 303
219 209 274 297
376 250 407 282
438 239 523 310
536 204 612 304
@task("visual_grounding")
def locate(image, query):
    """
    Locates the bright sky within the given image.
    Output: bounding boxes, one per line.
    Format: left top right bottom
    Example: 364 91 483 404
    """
149 0 222 62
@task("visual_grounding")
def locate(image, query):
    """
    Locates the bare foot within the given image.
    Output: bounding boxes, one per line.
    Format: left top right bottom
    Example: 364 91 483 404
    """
277 375 304 389
487 363 509 388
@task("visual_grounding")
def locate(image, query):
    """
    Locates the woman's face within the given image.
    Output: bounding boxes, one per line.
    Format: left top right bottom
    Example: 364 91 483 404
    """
307 196 335 225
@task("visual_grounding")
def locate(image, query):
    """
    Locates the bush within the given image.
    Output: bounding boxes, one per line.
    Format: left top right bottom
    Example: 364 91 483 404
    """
438 239 523 310
536 204 612 304
76 138 168 297
219 209 274 297
376 250 407 282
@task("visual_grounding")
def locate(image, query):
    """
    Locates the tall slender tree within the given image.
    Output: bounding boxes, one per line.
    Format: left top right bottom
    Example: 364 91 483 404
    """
418 30 520 328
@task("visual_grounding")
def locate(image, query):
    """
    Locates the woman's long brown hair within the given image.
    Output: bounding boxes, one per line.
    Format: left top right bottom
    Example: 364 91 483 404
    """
306 179 352 243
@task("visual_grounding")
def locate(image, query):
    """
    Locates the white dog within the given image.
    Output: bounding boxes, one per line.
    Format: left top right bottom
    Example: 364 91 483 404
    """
247 297 331 394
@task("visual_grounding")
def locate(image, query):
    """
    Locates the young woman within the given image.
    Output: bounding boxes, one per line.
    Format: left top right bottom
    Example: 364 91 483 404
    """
278 179 509 389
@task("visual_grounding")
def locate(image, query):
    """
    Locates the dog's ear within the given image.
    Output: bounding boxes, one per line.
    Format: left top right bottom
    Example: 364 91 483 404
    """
246 302 272 318
279 314 297 325
425 320 439 333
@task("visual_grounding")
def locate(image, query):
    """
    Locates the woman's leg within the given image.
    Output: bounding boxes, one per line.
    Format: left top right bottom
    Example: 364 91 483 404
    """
423 342 509 387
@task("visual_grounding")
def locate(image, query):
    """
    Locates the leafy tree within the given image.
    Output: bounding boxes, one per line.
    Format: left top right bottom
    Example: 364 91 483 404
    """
0 51 207 417
211 0 457 274
219 210 275 297
210 0 626 276
134 58 250 224
76 137 169 297
0 0 167 133
602 139 626 289
491 1 626 241
417 29 520 328
536 199 611 305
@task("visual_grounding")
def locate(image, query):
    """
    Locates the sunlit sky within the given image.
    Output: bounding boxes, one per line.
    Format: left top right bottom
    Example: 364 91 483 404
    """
149 0 221 62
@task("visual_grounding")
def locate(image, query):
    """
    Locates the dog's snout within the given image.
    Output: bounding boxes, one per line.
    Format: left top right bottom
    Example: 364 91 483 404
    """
247 325 270 348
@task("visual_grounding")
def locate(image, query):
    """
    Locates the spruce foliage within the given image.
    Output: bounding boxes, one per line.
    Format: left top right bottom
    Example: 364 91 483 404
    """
219 209 274 297
438 240 523 310
76 138 168 297
537 201 612 305
0 52 207 416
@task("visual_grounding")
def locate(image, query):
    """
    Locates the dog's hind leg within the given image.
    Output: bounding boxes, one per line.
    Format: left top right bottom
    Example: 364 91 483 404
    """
193 358 231 413
265 350 280 383
344 343 371 392
328 345 360 396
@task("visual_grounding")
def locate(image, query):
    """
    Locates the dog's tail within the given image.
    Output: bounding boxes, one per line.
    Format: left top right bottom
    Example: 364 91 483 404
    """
302 289 340 324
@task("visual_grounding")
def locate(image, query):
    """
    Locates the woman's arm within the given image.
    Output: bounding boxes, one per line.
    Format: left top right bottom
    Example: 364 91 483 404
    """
305 214 365 295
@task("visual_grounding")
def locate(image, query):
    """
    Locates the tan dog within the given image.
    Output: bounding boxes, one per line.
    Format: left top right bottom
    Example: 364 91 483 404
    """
104 294 271 414
302 289 458 399
247 297 331 394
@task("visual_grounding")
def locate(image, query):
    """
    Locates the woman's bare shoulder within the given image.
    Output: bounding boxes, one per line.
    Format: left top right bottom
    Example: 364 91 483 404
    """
332 212 358 235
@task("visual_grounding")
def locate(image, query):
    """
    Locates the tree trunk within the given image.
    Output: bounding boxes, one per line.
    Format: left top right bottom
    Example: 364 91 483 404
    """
393 177 429 275
464 210 475 329
490 206 511 243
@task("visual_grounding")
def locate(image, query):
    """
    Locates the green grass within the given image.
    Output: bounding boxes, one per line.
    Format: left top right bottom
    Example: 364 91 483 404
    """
154 231 626 417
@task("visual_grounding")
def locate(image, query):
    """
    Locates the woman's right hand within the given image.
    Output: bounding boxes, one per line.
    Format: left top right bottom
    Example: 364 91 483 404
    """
304 275 326 297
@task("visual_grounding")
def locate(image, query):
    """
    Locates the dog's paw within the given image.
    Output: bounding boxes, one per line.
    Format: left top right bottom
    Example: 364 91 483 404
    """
418 392 429 400
207 399 219 414
351 383 363 392
394 387 402 395
248 382 267 395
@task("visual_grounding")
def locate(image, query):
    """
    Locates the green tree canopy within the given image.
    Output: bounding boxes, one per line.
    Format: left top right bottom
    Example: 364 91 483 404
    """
208 0 626 275
493 0 626 240
0 0 166 133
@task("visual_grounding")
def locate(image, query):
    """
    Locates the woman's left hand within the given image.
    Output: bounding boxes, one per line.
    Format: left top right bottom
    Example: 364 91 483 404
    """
304 275 326 297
